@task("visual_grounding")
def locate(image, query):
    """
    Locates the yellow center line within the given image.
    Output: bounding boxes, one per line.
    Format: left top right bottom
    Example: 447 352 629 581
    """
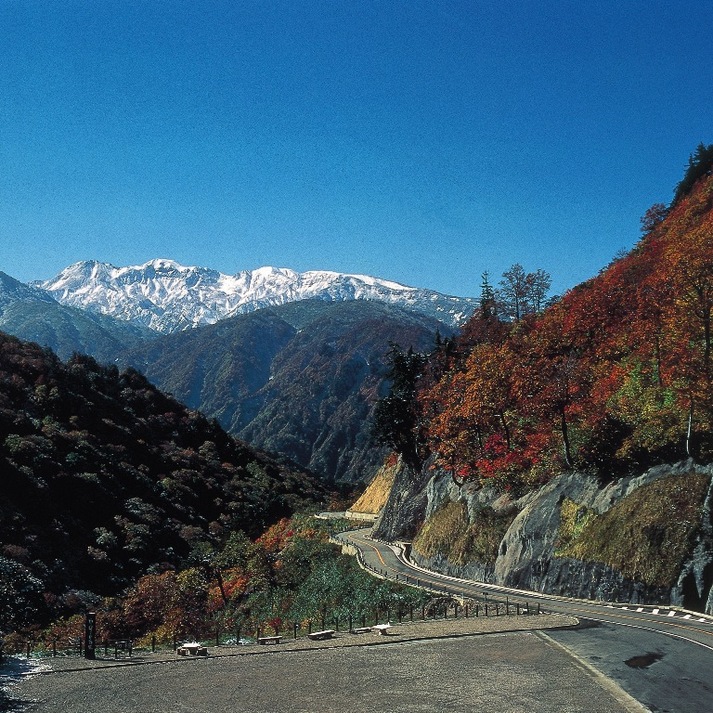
354 534 387 566
366 541 387 566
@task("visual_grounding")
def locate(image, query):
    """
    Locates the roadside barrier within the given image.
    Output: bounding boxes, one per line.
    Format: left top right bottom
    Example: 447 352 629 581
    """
332 533 542 618
12 592 542 661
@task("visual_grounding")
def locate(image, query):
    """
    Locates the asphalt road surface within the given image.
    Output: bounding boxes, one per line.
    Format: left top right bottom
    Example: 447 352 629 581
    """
336 528 713 713
13 632 643 713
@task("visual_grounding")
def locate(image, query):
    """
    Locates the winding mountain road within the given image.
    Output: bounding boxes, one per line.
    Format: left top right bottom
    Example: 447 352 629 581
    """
336 528 713 713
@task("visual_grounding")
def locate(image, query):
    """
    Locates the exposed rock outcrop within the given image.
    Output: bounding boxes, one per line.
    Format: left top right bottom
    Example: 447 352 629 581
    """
671 469 713 613
376 458 713 613
372 457 431 541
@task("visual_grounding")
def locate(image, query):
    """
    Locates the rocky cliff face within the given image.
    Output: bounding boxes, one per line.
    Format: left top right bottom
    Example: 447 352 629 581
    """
372 457 431 541
672 473 713 613
375 459 713 613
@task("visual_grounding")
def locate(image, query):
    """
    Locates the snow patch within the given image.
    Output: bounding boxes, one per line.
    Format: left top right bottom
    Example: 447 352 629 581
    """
36 259 477 333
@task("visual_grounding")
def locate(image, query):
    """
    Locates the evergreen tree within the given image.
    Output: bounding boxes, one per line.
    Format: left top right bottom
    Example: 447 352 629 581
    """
673 143 713 206
0 557 45 632
372 344 428 467
480 271 497 319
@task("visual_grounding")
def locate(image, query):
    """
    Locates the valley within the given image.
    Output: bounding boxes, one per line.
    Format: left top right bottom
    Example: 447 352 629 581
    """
2 264 461 485
2 150 713 712
3 1 713 710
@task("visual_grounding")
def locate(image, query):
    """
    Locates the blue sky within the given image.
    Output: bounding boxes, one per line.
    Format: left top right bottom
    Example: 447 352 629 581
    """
1 1 711 298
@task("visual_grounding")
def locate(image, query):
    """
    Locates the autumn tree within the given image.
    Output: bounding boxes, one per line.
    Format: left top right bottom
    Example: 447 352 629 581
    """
640 203 669 234
423 370 479 483
415 155 713 488
660 201 713 458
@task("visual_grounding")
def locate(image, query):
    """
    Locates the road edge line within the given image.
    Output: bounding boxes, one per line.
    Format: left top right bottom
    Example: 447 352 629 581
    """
535 631 652 713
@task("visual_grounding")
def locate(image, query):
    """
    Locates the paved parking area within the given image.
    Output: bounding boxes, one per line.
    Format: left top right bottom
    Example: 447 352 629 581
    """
13 613 574 673
7 616 645 712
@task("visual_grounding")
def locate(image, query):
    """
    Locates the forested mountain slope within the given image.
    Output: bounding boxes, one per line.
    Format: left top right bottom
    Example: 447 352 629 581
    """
419 171 713 491
372 157 713 613
122 300 450 484
0 332 326 599
0 271 151 362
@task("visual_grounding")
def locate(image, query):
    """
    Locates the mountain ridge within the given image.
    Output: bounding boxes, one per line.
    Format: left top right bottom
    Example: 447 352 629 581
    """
0 266 453 484
34 259 477 333
120 299 451 483
0 271 152 362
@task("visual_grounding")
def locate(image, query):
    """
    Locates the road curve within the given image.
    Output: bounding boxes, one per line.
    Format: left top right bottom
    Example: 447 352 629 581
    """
336 528 713 713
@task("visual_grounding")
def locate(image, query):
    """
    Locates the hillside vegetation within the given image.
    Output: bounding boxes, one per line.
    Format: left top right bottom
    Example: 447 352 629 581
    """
0 271 151 362
0 332 326 617
413 500 516 566
372 150 713 611
555 471 710 587
418 168 713 492
122 300 449 484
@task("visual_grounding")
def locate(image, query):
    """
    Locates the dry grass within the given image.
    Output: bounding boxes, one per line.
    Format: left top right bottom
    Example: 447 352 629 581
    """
556 472 710 586
348 460 398 514
413 501 516 566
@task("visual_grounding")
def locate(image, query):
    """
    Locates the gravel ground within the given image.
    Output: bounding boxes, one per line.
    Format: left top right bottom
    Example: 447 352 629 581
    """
4 614 645 713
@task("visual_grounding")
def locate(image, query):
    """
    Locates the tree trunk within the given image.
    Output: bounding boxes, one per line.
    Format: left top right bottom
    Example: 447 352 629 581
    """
499 414 511 451
215 567 229 606
686 398 695 459
450 470 465 487
560 407 573 469
655 331 663 387
704 309 711 380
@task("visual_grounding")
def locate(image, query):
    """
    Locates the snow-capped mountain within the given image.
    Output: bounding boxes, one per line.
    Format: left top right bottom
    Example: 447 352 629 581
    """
35 259 477 333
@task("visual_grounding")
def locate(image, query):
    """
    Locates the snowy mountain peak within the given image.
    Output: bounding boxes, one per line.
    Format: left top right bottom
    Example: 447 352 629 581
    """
143 258 190 272
35 260 477 334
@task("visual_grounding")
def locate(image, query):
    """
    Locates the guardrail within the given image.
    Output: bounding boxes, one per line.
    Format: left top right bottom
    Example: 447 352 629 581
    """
332 533 542 617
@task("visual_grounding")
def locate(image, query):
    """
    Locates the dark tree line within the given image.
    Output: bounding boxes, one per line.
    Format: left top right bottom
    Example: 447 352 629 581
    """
371 264 554 468
372 344 428 469
673 143 713 206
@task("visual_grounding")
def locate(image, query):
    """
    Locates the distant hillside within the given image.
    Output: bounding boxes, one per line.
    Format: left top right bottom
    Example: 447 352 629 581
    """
0 331 326 598
121 300 450 484
0 271 151 361
35 259 477 333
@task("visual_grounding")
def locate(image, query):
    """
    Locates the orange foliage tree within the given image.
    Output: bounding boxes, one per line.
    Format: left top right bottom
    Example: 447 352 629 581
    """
420 171 713 491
